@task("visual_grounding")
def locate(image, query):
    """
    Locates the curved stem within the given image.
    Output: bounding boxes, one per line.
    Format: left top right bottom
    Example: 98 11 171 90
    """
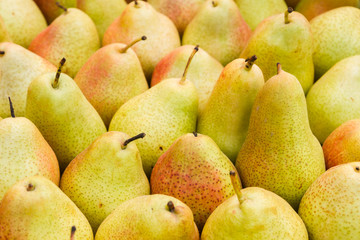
277 62 282 74
230 171 243 204
70 226 76 240
245 55 257 70
180 45 199 83
8 97 15 118
52 58 66 89
122 133 146 149
120 36 146 53
56 1 68 12
167 201 175 212
285 7 293 24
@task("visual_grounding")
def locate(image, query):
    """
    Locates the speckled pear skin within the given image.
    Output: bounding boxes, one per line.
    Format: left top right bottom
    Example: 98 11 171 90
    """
150 133 238 230
182 0 251 66
306 55 360 144
103 1 180 80
310 7 360 79
0 176 94 239
197 58 264 163
29 8 100 78
298 162 360 240
34 0 76 23
60 131 150 232
0 117 60 200
0 16 11 42
236 68 325 210
109 78 198 177
151 45 223 114
0 42 56 118
25 72 107 172
201 187 308 240
240 11 313 93
74 43 148 127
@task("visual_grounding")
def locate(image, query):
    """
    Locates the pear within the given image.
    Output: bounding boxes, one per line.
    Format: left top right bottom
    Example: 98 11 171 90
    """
306 55 360 144
197 56 264 163
29 6 100 78
151 133 238 230
0 0 47 48
25 59 107 172
298 162 360 240
34 0 77 23
0 176 93 239
311 7 360 79
286 0 300 7
201 171 308 240
95 194 199 239
182 0 251 66
0 16 11 42
74 36 148 127
240 8 314 93
151 45 223 114
236 64 325 210
103 0 180 80
109 46 199 177
0 42 56 118
60 132 150 232
0 97 59 200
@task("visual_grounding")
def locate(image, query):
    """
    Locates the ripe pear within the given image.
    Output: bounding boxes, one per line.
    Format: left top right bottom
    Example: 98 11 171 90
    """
29 7 100 78
201 171 308 240
240 8 314 93
182 0 251 66
151 45 223 114
75 37 148 127
34 0 77 23
25 59 107 171
197 56 264 163
306 55 360 144
109 47 199 177
60 132 150 232
0 16 11 42
236 64 325 210
311 7 360 79
103 0 180 80
95 194 199 240
0 176 93 239
298 162 360 239
0 42 56 118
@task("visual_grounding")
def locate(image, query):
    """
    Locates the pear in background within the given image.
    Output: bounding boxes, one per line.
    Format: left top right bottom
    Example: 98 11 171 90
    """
306 55 360 144
298 162 360 240
34 0 76 23
286 0 300 7
0 176 93 239
0 42 56 118
311 7 360 79
0 16 11 42
0 0 47 48
240 8 314 93
201 171 308 240
103 0 180 80
183 0 251 66
151 45 223 114
60 132 150 232
96 194 199 240
236 64 325 210
29 7 100 78
234 0 287 30
25 59 107 172
109 47 199 177
75 36 148 127
151 133 237 230
197 56 264 163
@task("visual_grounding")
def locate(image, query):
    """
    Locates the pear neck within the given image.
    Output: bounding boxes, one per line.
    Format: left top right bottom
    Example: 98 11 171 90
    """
52 58 66 89
284 7 293 24
245 55 257 71
230 171 244 204
121 133 146 149
120 36 147 53
8 97 15 118
180 45 199 84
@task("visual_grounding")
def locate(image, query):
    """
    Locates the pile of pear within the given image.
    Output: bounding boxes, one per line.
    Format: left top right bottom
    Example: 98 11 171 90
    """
1 0 360 239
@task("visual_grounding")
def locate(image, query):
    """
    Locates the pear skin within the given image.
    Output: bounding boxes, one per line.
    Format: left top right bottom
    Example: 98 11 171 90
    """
34 0 76 23
0 16 11 42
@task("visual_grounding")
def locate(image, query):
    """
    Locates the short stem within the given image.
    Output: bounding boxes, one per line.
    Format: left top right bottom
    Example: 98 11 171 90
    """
193 132 198 137
52 58 66 89
180 45 199 83
8 97 15 118
230 171 243 203
277 62 282 74
70 226 76 240
245 55 257 70
122 133 146 149
285 7 293 24
26 183 35 191
167 201 175 212
120 36 146 53
56 1 68 12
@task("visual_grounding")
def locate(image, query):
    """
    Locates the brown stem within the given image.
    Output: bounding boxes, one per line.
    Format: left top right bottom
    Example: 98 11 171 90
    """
285 7 293 24
245 55 257 70
52 58 66 89
193 132 198 137
134 0 140 7
56 1 68 12
122 133 146 149
8 97 15 118
230 171 243 204
180 45 199 83
120 36 146 53
26 183 35 191
167 201 175 212
277 63 282 74
70 226 76 240
212 1 218 7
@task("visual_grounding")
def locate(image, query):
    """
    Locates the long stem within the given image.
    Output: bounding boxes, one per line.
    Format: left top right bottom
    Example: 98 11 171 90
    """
230 171 243 204
122 133 146 149
285 7 293 24
245 55 257 70
8 97 15 118
70 226 76 240
277 62 282 74
52 58 66 89
180 45 199 83
120 36 147 53
56 1 68 12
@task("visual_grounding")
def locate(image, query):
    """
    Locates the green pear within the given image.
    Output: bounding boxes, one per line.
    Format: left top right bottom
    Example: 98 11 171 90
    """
74 36 148 127
311 7 360 79
0 0 47 48
306 55 360 144
151 45 223 114
0 42 56 118
197 56 264 163
182 0 251 66
286 0 301 7
298 162 360 240
201 171 308 240
109 47 199 177
34 0 77 23
60 131 150 232
0 176 93 239
240 8 314 93
0 16 11 42
29 7 100 78
236 64 325 210
25 59 107 171
103 0 180 80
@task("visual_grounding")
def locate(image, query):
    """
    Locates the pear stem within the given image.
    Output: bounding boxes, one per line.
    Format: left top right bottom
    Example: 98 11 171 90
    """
122 133 146 149
180 45 199 83
284 7 293 24
193 132 198 137
52 58 66 89
245 55 257 70
277 62 282 74
0 51 4 55
56 1 68 12
70 226 76 240
134 0 140 7
167 201 175 212
8 97 15 118
26 183 35 191
120 36 147 53
212 1 218 7
230 171 243 203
